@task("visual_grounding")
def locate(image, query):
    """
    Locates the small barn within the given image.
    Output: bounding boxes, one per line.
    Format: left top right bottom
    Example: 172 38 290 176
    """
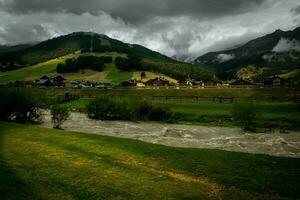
37 79 54 87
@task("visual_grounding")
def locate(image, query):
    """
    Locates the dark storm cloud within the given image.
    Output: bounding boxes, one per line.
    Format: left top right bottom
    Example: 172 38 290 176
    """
1 0 267 24
0 0 299 58
0 23 51 44
291 5 300 15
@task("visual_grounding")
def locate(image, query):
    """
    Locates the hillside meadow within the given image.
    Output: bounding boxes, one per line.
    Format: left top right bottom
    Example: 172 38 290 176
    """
0 52 178 85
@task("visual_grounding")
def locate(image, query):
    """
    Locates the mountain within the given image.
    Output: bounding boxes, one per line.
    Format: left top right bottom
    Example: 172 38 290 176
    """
0 32 214 82
0 44 33 57
194 27 300 77
0 32 171 66
172 54 195 63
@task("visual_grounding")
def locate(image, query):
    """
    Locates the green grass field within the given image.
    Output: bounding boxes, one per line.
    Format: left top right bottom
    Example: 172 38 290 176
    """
1 122 299 200
60 97 300 128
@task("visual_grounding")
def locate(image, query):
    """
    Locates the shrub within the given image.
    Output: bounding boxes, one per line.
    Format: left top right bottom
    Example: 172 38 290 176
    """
100 56 113 63
0 88 44 123
147 106 171 121
231 99 260 132
87 97 171 122
51 105 70 129
115 54 142 71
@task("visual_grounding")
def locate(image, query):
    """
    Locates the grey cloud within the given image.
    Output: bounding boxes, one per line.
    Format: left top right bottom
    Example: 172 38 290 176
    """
1 0 267 24
272 38 300 52
0 23 51 44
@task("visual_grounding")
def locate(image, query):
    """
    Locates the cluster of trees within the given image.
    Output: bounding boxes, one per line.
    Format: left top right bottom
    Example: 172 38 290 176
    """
115 54 142 71
57 56 112 73
0 88 71 128
142 60 214 80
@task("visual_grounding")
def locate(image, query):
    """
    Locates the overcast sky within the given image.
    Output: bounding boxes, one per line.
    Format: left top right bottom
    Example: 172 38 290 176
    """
0 0 299 58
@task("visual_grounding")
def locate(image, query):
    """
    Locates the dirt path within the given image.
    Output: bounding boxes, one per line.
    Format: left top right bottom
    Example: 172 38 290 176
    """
41 111 300 158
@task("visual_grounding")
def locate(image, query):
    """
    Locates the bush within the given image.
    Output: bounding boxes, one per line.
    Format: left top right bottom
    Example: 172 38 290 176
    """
100 56 113 63
135 101 154 120
51 105 70 129
231 99 260 132
115 54 142 71
87 97 171 121
87 97 135 120
0 88 44 123
135 101 171 121
57 56 105 73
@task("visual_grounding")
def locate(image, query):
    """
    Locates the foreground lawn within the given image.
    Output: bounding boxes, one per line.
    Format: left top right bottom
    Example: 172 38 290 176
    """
0 122 299 199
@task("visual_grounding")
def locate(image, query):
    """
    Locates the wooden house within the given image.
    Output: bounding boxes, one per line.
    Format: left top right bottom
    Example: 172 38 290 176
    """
52 75 66 87
36 75 66 87
37 79 54 87
264 76 290 86
145 77 170 87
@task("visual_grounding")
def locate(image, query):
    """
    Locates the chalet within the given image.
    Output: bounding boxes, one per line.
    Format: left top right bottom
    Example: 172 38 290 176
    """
36 75 66 87
52 75 66 87
264 76 290 86
231 79 253 86
177 80 188 87
145 77 170 87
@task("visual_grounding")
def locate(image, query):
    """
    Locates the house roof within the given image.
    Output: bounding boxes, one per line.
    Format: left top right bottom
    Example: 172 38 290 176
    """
52 75 66 80
37 79 53 85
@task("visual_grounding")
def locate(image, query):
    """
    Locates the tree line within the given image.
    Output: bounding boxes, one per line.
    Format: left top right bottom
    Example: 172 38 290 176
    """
57 56 112 73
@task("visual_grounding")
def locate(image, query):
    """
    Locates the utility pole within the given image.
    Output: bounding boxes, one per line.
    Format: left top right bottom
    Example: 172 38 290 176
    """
90 32 94 53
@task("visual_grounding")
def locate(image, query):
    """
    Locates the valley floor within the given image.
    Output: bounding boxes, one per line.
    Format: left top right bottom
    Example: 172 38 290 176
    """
41 111 300 158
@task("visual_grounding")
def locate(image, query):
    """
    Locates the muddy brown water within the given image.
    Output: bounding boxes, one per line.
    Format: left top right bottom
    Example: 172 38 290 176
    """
41 111 300 158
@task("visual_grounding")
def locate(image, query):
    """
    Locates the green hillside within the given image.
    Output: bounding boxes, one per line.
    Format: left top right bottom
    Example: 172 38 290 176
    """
0 52 180 84
0 32 214 82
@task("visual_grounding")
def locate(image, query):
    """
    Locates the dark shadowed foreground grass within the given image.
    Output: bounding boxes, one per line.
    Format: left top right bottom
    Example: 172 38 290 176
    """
0 122 299 200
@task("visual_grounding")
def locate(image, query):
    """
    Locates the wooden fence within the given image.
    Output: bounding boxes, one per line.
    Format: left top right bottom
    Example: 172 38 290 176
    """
53 93 300 104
